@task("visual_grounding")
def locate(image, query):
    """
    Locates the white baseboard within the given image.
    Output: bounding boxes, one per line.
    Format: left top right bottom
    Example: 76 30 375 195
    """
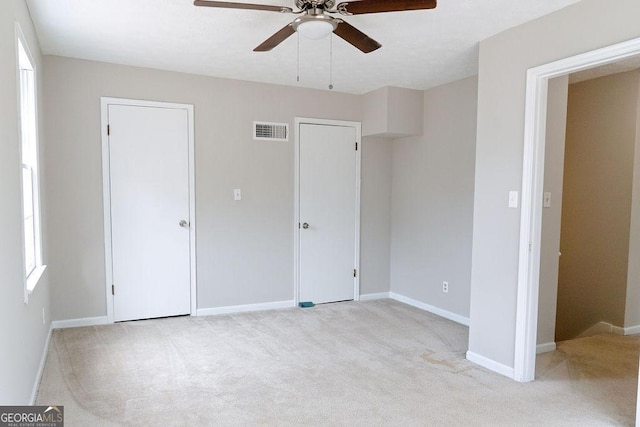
536 342 556 354
575 321 640 337
576 321 626 338
611 324 625 335
51 316 110 329
196 300 295 317
359 292 391 301
625 324 640 335
30 324 53 405
389 292 470 326
466 351 514 379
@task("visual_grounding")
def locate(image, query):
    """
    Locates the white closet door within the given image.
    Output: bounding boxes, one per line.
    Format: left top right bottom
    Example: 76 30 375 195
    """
108 104 191 321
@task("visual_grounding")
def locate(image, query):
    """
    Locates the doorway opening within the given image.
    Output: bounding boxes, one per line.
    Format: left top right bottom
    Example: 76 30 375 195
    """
554 69 639 343
515 36 640 383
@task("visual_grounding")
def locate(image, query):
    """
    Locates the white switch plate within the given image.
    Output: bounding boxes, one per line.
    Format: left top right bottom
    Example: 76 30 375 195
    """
234 188 241 201
508 191 518 208
543 192 552 208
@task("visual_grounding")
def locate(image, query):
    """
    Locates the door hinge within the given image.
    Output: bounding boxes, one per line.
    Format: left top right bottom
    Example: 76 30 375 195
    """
353 269 357 278
107 124 110 136
355 142 358 151
112 284 115 295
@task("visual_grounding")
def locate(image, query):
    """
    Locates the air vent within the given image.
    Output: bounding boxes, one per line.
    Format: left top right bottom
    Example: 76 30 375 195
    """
253 121 289 142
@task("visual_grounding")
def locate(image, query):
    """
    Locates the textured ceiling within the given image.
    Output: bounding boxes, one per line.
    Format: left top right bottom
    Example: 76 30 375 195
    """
26 0 582 94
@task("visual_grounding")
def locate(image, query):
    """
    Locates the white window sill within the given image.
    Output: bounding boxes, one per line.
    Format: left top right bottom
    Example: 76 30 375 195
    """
26 264 47 294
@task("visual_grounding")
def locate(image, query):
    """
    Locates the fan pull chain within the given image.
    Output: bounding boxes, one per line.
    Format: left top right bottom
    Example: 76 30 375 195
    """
328 35 334 90
297 32 300 83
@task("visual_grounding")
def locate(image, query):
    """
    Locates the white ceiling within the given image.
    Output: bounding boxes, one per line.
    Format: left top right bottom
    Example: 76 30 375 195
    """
26 0 582 94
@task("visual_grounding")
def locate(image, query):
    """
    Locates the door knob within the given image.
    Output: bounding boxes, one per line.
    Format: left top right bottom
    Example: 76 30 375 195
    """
302 223 309 229
179 220 190 228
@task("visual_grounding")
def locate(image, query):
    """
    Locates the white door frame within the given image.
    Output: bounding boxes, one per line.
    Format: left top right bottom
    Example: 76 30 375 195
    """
100 97 197 323
294 117 362 305
514 37 640 382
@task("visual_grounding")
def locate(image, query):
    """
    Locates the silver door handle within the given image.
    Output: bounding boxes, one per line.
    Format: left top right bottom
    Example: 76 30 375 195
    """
302 223 309 229
179 220 190 228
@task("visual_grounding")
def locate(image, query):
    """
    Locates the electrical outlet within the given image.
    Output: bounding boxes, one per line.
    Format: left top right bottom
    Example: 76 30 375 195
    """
442 281 449 293
42 307 45 325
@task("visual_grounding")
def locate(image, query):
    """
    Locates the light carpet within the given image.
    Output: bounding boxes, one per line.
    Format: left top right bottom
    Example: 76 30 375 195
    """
36 299 639 426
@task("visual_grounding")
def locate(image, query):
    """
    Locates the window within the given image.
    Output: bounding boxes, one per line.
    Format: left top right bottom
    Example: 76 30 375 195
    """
17 27 45 300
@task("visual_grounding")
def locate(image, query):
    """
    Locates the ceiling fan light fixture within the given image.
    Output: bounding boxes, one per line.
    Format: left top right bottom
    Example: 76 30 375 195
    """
297 20 334 39
293 15 338 40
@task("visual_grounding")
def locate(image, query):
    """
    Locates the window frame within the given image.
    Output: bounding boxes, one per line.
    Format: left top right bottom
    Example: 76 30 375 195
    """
16 24 46 303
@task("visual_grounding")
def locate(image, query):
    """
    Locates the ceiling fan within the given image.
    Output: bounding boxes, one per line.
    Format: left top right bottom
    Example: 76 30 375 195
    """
194 0 437 54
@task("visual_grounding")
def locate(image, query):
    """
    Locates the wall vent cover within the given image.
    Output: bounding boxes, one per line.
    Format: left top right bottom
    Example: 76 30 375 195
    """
253 121 289 141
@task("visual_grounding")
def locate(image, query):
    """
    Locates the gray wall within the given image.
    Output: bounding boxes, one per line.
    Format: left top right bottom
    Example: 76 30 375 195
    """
0 0 52 404
469 0 640 369
626 82 640 330
43 56 397 320
537 75 568 347
362 87 424 138
556 71 639 341
360 136 393 295
390 77 477 318
44 57 481 322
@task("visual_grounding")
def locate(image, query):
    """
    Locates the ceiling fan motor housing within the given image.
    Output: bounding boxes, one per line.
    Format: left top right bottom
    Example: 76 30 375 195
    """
296 0 335 11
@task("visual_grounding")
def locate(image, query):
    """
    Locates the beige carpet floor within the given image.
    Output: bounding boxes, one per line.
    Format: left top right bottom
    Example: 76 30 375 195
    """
36 300 639 426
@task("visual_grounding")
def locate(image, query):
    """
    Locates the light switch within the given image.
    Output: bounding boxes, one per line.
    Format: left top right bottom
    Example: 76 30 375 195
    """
508 191 518 208
234 188 241 201
543 192 551 208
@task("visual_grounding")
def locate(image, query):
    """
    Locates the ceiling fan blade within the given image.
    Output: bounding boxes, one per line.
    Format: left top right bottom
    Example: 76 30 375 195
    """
254 24 296 51
194 0 293 13
336 0 436 15
333 21 381 54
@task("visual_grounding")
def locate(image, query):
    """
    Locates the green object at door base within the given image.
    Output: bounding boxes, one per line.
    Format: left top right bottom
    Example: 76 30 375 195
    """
299 301 315 308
